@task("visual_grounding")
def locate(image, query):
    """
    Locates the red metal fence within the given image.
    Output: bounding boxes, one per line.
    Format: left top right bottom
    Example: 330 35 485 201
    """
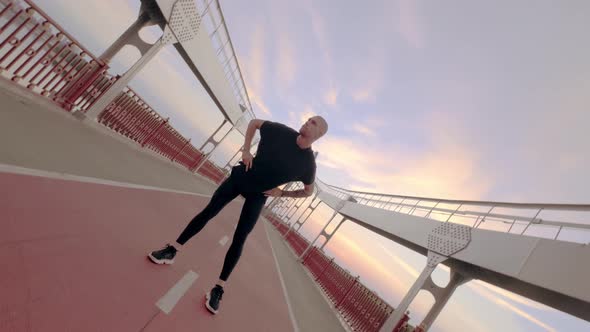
285 229 311 256
0 0 112 110
266 214 413 332
0 0 227 184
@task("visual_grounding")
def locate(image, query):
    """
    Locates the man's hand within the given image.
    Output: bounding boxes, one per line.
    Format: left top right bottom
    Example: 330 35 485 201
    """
279 187 314 198
263 188 283 197
242 151 253 171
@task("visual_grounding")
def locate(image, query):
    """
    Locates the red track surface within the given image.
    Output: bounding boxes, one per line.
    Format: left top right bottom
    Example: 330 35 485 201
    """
0 171 294 332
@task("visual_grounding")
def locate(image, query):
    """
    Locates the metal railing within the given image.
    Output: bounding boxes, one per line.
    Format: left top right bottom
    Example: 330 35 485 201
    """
197 0 255 121
316 179 590 243
0 0 228 184
0 0 111 111
97 86 227 183
267 214 409 332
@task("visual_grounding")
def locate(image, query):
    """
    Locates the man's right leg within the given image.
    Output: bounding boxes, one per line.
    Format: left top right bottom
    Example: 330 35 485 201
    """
148 176 240 264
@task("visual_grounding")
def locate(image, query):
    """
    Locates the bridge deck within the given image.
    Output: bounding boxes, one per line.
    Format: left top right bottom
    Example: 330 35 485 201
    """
0 170 294 331
0 81 345 331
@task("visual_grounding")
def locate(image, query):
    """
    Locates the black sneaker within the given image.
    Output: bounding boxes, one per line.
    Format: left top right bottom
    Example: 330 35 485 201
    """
148 244 177 265
205 285 224 314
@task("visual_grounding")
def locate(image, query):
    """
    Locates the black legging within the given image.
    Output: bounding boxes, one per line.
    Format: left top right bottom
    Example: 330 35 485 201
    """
176 174 268 281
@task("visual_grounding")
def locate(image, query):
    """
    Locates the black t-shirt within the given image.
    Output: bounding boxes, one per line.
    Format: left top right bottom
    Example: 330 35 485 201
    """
231 121 316 193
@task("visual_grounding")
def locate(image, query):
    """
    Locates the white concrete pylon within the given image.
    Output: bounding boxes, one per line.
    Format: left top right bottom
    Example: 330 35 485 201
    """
298 198 348 259
193 119 231 172
379 251 447 332
84 0 201 120
298 212 339 260
419 269 471 329
282 193 321 239
380 223 472 332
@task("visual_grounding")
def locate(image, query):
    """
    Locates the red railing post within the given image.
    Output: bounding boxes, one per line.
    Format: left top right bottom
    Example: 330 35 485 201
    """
335 276 359 309
413 324 426 332
392 311 410 332
189 153 204 171
56 60 108 111
141 117 169 147
171 138 190 162
316 257 334 281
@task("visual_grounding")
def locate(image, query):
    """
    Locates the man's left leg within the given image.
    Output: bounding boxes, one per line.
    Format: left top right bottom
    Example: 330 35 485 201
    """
205 193 268 314
148 176 240 265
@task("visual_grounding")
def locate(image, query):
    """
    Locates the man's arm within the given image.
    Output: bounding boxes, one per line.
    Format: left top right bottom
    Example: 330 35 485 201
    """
243 119 265 152
242 119 265 171
280 183 314 198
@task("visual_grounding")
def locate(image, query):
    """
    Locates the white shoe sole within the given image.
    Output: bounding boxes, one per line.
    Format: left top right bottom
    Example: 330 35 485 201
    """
205 291 219 314
148 253 174 265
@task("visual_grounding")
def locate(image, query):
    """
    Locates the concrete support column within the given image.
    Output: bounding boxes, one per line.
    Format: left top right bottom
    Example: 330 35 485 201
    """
380 251 446 332
283 193 321 238
284 194 305 219
299 212 346 260
280 198 299 219
278 188 301 218
318 217 345 251
100 12 153 64
82 0 201 120
84 39 164 119
380 223 472 332
419 270 471 330
193 120 232 172
298 198 347 259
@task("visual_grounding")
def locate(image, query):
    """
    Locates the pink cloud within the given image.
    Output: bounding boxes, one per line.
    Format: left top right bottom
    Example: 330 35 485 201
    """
468 283 557 331
323 86 338 106
275 33 297 88
352 123 377 137
352 89 377 103
241 24 272 116
397 0 426 49
315 135 491 200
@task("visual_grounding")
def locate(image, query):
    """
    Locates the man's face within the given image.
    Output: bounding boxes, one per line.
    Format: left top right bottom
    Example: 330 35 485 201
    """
299 116 324 139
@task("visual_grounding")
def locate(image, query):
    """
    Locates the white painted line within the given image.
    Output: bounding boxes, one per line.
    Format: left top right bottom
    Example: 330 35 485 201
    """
262 218 300 332
0 163 212 198
156 270 199 314
219 235 229 246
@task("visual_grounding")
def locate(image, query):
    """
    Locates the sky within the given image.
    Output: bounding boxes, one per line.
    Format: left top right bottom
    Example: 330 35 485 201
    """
29 0 590 331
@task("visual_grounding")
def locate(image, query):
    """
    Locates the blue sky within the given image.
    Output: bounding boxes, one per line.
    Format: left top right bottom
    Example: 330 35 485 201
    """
32 0 590 331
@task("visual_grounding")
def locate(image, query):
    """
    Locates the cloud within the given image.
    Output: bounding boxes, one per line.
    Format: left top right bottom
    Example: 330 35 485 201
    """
397 0 426 49
348 47 386 104
275 33 297 88
34 0 137 53
468 283 557 332
323 86 338 106
240 23 272 117
376 243 419 278
470 281 550 311
302 0 339 108
315 134 491 200
300 106 315 123
352 89 377 103
250 93 272 116
332 234 407 296
242 24 265 96
304 1 332 67
352 123 377 137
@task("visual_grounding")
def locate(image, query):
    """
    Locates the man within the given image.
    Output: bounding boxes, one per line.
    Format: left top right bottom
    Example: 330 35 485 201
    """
148 116 328 314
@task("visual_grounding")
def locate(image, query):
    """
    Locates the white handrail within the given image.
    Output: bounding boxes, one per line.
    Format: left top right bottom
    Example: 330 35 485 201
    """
315 178 590 242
